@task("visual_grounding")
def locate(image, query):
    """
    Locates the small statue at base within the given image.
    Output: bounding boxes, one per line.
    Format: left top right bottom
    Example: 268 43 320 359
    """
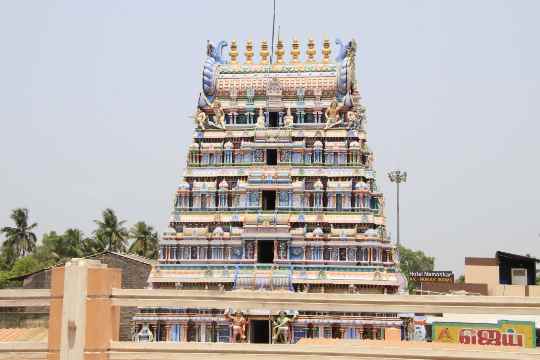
272 311 297 344
224 309 247 343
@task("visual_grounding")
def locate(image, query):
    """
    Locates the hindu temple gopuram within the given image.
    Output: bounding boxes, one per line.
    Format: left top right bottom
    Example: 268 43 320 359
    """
134 38 407 344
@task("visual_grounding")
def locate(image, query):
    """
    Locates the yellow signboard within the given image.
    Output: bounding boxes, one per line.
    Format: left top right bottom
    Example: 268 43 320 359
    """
432 320 536 348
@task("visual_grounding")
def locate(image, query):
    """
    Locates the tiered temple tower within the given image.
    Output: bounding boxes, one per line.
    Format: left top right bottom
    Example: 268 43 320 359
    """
135 38 406 343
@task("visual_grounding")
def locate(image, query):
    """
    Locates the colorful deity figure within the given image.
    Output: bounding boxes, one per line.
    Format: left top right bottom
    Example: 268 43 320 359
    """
194 108 207 130
366 152 374 168
211 100 226 129
246 241 255 259
133 323 154 342
278 241 287 259
224 309 247 343
256 107 266 129
283 107 294 128
272 311 297 344
324 99 343 129
346 109 364 130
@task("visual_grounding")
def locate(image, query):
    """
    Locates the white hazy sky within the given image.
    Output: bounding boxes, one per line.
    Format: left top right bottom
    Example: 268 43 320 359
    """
1 0 539 274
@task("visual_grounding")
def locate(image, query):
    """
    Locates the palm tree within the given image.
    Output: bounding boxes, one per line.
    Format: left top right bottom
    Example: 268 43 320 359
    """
60 229 87 260
1 208 38 260
128 221 158 259
93 209 128 252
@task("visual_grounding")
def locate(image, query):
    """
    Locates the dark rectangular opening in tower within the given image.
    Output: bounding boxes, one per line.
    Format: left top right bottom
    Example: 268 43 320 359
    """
266 149 277 165
257 240 274 263
262 190 276 210
269 112 279 127
250 320 270 343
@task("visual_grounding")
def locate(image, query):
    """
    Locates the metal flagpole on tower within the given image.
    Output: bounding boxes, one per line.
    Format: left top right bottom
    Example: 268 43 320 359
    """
270 0 276 64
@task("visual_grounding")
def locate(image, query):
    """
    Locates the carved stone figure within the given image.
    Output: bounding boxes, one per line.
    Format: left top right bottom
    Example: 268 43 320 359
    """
224 309 247 343
283 107 294 128
272 311 297 344
324 99 342 129
256 108 266 129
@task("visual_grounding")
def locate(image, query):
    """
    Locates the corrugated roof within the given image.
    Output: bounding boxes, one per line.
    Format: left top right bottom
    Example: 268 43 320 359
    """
104 251 157 266
496 251 540 263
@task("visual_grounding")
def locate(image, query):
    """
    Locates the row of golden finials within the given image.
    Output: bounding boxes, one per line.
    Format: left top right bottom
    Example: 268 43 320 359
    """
229 39 332 65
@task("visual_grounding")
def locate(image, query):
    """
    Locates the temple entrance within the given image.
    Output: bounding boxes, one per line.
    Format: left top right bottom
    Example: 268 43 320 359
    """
262 190 276 210
266 149 277 165
250 320 271 343
257 240 274 263
269 112 279 128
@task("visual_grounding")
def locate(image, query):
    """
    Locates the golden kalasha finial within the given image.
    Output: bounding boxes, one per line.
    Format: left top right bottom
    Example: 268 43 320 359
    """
291 38 300 63
229 40 238 64
245 40 254 64
322 39 331 63
260 41 269 64
275 40 284 64
306 39 316 63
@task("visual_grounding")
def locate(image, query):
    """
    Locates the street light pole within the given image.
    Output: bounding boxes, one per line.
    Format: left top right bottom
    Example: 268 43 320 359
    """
388 170 407 246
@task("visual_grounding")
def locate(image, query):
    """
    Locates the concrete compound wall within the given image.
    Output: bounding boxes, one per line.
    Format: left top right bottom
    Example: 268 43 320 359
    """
19 253 152 341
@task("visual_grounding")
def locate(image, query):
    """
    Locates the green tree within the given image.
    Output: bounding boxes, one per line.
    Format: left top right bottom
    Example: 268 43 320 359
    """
93 209 128 252
0 256 44 288
39 229 88 263
0 245 17 271
398 245 435 293
0 271 11 289
9 256 42 278
82 234 105 254
128 221 159 259
1 208 38 265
